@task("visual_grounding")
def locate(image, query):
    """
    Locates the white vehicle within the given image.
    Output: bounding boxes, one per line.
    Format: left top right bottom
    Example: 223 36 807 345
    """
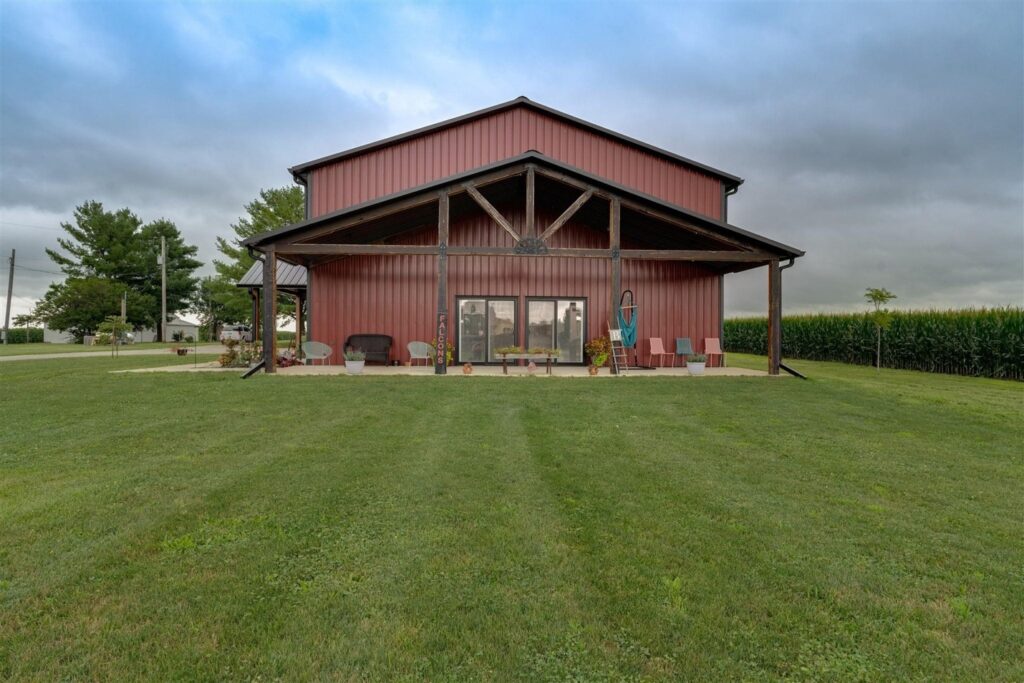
219 325 253 342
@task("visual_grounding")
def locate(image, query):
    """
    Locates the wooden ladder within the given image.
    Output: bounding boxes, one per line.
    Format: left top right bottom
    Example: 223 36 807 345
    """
609 326 629 376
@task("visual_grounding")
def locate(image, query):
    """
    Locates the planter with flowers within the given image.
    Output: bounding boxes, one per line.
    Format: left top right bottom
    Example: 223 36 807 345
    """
344 349 366 375
686 354 707 376
584 337 611 375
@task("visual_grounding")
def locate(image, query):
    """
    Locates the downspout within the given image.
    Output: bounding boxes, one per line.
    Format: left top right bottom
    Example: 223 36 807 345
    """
776 257 806 378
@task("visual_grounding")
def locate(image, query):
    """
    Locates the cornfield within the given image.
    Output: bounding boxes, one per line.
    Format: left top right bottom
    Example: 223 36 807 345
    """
724 308 1024 380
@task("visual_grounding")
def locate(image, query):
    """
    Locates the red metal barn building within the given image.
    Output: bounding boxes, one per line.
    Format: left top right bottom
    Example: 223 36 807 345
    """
244 97 803 374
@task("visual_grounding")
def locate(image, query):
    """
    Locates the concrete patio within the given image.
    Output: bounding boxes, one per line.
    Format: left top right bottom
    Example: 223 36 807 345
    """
121 362 772 377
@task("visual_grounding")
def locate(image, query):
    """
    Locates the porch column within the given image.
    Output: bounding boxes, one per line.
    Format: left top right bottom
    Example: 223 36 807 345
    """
294 293 304 360
251 288 261 344
767 258 781 375
262 249 277 373
525 164 536 237
609 197 621 375
435 193 449 375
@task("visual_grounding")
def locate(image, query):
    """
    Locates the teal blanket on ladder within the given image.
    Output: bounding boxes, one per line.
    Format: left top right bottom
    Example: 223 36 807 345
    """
617 308 637 348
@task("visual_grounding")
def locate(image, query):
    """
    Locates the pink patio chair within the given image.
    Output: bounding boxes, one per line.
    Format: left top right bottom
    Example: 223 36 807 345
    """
648 337 674 367
704 338 726 368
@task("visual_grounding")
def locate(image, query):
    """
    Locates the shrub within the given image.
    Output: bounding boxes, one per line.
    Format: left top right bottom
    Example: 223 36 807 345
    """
724 307 1024 380
4 327 44 343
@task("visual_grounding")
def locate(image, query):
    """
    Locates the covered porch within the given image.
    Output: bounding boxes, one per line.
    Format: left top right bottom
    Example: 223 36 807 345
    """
245 152 803 376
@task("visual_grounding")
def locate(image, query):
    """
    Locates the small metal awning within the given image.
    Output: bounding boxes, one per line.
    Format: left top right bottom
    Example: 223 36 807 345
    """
236 259 306 294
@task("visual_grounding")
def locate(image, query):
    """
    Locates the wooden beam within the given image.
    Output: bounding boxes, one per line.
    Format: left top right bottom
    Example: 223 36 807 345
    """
534 166 609 200
294 294 303 362
465 184 520 241
277 244 438 256
277 193 439 247
435 192 450 375
618 198 753 251
768 259 781 375
539 189 594 242
262 249 277 374
609 196 621 335
525 165 535 238
277 242 770 262
619 249 772 262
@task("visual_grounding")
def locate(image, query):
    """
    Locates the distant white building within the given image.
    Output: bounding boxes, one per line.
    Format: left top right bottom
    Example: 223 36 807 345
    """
43 325 74 344
134 316 199 342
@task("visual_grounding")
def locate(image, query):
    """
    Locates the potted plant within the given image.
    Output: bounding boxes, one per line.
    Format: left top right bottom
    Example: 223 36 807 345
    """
344 349 366 375
462 362 473 375
584 337 611 375
687 354 707 376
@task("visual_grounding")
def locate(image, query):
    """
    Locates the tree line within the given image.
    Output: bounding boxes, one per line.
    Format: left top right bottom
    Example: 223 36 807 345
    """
21 187 304 342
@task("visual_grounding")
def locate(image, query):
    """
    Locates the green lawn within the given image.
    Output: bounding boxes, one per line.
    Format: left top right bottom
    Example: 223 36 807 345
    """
1 354 1021 680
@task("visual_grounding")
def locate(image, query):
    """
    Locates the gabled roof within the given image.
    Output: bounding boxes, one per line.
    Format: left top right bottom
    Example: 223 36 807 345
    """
289 96 744 189
236 259 307 289
248 151 802 259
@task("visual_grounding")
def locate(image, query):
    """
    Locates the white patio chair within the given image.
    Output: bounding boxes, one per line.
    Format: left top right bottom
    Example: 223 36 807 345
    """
301 341 333 366
407 341 432 366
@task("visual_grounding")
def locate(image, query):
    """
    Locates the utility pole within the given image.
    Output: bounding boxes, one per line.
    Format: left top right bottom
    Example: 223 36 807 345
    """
3 249 14 345
160 236 167 343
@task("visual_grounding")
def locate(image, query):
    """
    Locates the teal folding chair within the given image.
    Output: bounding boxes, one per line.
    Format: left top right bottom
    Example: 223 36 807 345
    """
675 337 695 364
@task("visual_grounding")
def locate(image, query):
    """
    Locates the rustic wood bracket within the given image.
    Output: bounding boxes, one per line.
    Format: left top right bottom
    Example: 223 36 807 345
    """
465 184 520 242
539 189 593 242
513 237 549 255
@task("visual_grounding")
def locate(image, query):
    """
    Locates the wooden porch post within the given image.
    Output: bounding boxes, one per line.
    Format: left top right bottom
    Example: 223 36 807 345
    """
768 258 781 375
435 193 449 375
525 164 536 237
294 294 303 361
609 197 621 375
262 249 277 373
251 288 261 344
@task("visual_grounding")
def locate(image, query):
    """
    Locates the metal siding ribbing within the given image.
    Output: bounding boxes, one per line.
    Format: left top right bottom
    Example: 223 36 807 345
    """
308 200 721 364
310 107 723 220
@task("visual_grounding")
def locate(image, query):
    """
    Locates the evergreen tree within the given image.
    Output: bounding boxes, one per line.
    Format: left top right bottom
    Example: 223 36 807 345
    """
212 186 305 323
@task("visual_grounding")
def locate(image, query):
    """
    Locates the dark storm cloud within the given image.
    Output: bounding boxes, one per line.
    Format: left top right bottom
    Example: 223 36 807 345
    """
1 0 1021 319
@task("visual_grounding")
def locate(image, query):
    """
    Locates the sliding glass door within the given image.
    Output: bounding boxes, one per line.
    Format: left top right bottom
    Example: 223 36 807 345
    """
526 298 586 363
457 297 517 363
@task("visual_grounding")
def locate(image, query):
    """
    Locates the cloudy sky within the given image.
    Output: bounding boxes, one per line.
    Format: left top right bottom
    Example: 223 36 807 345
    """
1 0 1021 319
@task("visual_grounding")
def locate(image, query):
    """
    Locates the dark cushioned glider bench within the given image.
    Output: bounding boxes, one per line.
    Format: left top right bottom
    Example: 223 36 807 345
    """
345 334 393 364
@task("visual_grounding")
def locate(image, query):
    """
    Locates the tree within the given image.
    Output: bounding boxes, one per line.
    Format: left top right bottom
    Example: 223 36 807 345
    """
213 186 304 322
31 278 153 342
865 287 897 371
189 275 244 341
38 201 202 340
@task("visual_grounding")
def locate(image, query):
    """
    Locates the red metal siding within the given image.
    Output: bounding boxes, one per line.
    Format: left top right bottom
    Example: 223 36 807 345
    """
310 107 724 220
309 204 721 365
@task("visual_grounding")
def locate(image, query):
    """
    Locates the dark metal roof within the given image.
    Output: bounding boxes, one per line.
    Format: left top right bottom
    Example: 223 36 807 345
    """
288 96 744 189
248 151 803 259
236 259 307 289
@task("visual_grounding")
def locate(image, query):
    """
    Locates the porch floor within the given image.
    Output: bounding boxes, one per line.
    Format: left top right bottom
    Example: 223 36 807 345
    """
276 363 770 377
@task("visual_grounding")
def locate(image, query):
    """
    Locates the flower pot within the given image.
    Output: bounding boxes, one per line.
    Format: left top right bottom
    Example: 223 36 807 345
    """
588 365 599 376
462 363 473 375
345 360 365 375
176 348 187 356
687 362 706 376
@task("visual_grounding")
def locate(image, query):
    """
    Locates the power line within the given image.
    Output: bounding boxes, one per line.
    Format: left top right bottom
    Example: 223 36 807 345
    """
0 220 65 232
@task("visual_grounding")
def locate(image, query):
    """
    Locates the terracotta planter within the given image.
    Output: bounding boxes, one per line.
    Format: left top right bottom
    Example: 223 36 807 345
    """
588 365 599 376
463 363 473 375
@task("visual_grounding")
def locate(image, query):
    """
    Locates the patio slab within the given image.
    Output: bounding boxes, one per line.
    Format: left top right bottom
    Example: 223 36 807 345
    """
116 362 774 377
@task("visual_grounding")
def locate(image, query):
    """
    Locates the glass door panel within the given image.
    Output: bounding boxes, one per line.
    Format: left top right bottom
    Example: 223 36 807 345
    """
458 299 487 362
487 300 516 361
527 300 555 351
556 300 585 362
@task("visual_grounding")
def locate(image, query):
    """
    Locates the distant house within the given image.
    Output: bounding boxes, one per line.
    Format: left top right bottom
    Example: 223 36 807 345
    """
43 324 74 344
134 317 198 342
242 97 803 374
